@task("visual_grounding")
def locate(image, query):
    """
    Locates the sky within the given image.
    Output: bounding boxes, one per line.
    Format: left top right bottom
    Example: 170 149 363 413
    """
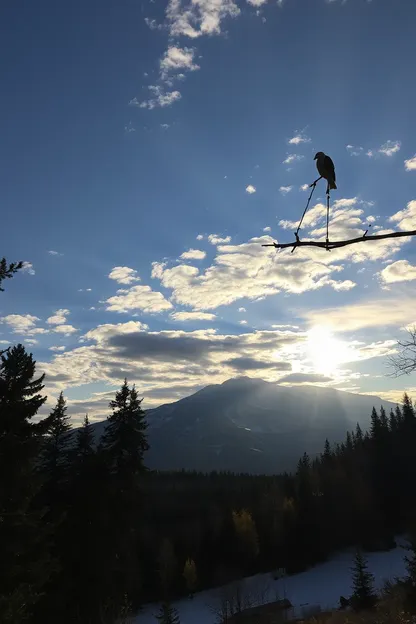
1 0 416 423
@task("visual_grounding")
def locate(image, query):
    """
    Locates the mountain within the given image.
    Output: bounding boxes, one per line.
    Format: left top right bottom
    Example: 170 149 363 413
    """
90 377 397 475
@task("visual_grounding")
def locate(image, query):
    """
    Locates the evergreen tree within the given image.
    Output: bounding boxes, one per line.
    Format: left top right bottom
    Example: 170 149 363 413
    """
402 393 415 423
0 257 22 291
322 438 332 462
370 407 381 440
155 602 180 624
379 406 389 432
60 413 108 622
102 379 149 478
99 380 150 612
73 414 95 473
0 344 51 621
158 538 177 598
355 422 363 445
389 408 397 433
351 549 376 610
42 392 72 489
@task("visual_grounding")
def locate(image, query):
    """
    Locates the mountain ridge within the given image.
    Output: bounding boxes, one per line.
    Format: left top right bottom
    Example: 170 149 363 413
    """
89 377 397 474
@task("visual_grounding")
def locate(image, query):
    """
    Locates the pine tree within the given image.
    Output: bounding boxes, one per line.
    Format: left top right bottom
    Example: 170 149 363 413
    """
99 380 150 612
73 414 95 473
370 407 381 440
59 413 109 622
345 431 353 452
389 408 397 432
0 344 51 621
0 257 22 291
102 379 149 479
379 406 389 431
158 538 177 598
350 549 376 610
322 438 332 462
402 393 415 423
155 602 180 624
42 392 72 489
355 422 363 444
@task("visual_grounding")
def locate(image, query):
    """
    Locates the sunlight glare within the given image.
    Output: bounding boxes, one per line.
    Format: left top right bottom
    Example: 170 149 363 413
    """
306 325 352 376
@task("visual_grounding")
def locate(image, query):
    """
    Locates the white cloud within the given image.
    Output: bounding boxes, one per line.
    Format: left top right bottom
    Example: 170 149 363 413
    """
238 307 246 312
379 260 416 284
378 140 401 157
263 226 271 232
78 288 92 292
21 262 35 275
148 198 409 313
366 150 374 158
303 297 416 332
160 46 200 78
53 324 78 336
131 86 182 110
170 311 216 321
105 284 173 314
283 154 304 165
389 200 416 230
346 145 364 157
208 234 232 245
47 309 70 325
240 320 248 325
196 234 204 240
300 184 309 191
180 248 206 260
288 132 310 145
108 266 141 285
125 122 136 134
405 155 416 171
151 233 366 311
48 250 63 256
246 185 256 194
247 0 268 5
49 346 66 352
279 186 293 194
160 123 170 130
166 0 240 39
144 17 163 30
0 314 47 336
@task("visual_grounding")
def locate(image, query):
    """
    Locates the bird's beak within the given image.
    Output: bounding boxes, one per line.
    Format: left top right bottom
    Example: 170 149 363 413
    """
313 155 317 160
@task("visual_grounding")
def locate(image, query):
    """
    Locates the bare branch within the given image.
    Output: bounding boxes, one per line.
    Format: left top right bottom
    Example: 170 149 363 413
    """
388 327 416 377
262 229 416 252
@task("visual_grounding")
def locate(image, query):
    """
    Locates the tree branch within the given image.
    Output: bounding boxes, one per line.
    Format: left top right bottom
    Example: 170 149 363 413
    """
262 229 416 252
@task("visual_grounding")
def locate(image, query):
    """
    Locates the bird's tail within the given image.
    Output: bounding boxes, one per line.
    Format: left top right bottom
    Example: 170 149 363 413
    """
330 181 337 190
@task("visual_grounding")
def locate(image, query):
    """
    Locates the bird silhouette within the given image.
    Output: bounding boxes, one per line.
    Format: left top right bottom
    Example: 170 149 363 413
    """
313 152 337 195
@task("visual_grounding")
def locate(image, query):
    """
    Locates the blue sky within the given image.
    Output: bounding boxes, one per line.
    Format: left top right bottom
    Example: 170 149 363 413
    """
1 0 416 421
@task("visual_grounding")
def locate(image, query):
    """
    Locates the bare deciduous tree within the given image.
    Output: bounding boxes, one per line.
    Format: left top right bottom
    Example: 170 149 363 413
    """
389 327 416 376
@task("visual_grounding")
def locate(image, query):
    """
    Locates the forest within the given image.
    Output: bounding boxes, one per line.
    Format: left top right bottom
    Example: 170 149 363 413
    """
2 334 416 623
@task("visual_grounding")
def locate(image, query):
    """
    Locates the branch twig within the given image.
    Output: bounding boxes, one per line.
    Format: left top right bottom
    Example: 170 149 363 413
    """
262 229 416 251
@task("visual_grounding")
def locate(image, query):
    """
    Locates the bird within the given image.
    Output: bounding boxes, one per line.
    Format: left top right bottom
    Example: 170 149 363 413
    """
313 152 337 194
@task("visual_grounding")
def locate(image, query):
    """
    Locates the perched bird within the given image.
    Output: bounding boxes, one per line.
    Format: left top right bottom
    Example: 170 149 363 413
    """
314 152 337 194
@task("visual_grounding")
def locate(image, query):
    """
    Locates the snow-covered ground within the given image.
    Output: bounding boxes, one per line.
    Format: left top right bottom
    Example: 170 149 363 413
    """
133 539 408 624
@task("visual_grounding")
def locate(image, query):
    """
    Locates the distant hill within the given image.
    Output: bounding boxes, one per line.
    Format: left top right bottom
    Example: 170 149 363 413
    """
89 377 397 474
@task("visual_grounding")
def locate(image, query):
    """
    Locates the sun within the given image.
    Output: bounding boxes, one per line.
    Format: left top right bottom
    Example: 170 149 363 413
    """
306 325 352 376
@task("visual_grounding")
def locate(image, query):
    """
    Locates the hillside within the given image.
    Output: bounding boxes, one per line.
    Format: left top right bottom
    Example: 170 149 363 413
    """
90 377 397 474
